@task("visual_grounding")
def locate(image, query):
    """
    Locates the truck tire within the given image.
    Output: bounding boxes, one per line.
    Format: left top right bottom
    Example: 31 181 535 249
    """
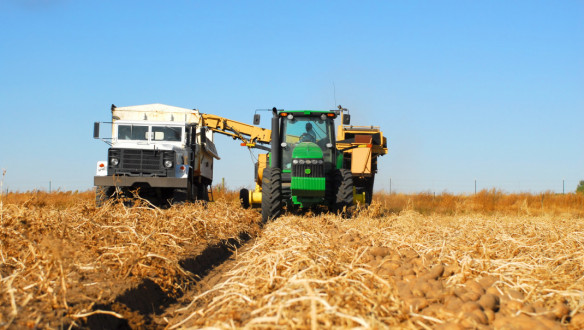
187 174 209 203
240 188 250 209
187 174 196 202
334 169 354 213
261 167 282 223
198 184 210 202
95 186 114 207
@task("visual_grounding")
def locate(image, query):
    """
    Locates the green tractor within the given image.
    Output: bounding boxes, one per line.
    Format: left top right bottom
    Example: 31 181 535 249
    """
249 107 354 222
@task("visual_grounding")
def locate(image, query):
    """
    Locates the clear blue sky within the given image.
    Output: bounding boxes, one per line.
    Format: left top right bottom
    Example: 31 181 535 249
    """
1 1 582 194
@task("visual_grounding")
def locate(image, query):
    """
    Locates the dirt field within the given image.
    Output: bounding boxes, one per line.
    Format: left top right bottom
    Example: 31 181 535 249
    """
1 191 584 329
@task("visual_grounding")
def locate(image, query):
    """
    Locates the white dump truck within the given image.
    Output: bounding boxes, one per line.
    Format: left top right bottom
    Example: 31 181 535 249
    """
93 103 219 205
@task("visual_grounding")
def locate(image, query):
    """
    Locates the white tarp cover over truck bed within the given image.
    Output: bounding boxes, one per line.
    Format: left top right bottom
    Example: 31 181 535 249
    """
112 103 201 124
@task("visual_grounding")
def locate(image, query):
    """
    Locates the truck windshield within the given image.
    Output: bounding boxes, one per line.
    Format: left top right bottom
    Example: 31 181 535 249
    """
118 125 148 140
117 125 182 142
152 126 182 142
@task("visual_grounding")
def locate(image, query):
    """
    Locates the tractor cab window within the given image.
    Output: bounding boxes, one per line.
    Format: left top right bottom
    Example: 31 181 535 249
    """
117 125 148 141
152 126 182 142
281 115 334 169
283 117 330 145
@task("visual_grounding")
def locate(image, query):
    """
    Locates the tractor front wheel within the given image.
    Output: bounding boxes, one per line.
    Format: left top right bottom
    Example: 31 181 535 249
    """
261 167 282 223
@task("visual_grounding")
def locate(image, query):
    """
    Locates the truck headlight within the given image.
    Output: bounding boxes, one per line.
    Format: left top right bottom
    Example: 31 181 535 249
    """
292 159 298 165
110 158 119 166
164 160 173 168
299 159 305 165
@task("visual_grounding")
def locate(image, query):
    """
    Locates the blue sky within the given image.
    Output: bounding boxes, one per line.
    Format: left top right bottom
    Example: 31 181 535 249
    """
0 1 582 193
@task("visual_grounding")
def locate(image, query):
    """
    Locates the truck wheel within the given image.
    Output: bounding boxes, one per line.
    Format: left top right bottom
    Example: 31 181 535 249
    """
187 175 208 203
95 186 114 207
334 169 354 213
240 188 250 209
187 175 196 202
198 184 210 202
160 188 175 207
261 167 282 223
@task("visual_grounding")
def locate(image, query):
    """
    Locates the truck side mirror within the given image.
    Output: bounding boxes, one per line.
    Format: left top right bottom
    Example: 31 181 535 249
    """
93 122 100 139
343 114 351 125
253 114 260 125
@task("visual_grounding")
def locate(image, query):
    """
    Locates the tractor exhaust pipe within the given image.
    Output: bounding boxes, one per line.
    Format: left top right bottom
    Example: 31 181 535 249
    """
270 107 280 168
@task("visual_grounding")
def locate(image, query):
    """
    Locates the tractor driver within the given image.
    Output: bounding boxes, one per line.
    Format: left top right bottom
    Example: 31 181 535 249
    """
300 122 317 142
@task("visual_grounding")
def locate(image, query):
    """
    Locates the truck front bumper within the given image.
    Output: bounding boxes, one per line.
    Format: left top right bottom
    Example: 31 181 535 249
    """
94 176 187 188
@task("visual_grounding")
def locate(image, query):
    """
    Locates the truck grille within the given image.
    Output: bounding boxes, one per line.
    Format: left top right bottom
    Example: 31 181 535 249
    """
108 148 174 176
292 160 324 178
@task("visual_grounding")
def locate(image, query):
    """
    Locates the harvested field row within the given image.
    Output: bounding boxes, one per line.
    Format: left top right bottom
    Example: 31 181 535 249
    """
0 192 260 328
165 204 584 329
2 191 584 329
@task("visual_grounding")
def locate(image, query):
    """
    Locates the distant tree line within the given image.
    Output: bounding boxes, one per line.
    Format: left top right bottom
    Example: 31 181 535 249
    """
577 180 584 194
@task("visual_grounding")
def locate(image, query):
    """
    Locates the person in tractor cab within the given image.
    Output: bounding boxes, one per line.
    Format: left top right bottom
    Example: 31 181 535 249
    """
300 122 317 142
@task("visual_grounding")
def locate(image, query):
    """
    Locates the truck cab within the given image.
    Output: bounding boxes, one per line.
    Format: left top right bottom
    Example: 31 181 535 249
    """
94 104 219 205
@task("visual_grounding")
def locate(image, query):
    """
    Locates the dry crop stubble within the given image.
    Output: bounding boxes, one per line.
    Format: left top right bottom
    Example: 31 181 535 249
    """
0 192 260 328
167 213 404 328
167 201 584 328
2 190 584 328
377 190 584 217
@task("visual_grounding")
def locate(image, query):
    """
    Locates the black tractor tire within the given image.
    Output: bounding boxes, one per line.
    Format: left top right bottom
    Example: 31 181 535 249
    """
365 176 374 205
261 167 283 223
95 186 114 207
240 188 250 209
333 169 354 213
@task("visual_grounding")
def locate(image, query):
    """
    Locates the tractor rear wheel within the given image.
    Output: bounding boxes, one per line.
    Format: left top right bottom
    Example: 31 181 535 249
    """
261 167 282 223
334 169 354 213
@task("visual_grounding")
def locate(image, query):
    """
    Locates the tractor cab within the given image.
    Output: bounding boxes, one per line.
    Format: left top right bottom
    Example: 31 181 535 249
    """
277 111 338 174
265 109 349 210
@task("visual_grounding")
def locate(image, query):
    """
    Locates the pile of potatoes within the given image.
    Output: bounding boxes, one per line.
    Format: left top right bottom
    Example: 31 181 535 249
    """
363 246 584 329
